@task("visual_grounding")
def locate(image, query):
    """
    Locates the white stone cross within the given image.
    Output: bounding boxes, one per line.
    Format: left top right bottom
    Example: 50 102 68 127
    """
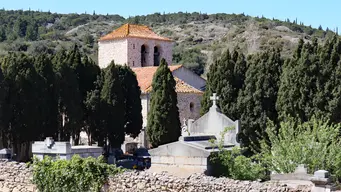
210 93 219 106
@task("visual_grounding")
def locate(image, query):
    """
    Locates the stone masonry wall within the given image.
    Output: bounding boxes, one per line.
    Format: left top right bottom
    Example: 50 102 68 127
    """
127 37 173 67
108 171 312 192
140 92 202 130
0 160 311 192
98 39 128 68
177 93 202 126
0 160 35 192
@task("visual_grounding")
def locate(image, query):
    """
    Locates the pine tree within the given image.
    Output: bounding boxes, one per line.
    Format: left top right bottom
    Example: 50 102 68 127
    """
25 21 38 41
117 65 143 138
0 26 6 42
238 48 282 154
101 61 125 148
147 59 180 147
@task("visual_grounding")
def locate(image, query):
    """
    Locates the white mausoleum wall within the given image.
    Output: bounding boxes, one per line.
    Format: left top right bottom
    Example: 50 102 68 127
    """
127 38 172 67
141 93 150 128
177 93 202 125
98 39 128 68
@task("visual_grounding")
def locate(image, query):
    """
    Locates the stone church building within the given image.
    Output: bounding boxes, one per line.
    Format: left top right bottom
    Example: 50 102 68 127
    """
98 24 206 147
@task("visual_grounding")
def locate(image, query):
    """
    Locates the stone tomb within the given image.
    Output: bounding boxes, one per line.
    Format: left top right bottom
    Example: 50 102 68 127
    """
32 137 103 160
149 93 240 175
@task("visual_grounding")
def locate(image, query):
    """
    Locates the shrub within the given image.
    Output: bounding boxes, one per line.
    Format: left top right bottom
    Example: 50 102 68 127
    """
209 147 266 180
259 116 341 178
209 128 267 180
31 155 123 192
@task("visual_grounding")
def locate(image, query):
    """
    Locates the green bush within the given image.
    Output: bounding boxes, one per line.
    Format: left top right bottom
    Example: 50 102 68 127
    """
31 155 123 192
209 128 267 180
209 147 266 180
259 116 341 178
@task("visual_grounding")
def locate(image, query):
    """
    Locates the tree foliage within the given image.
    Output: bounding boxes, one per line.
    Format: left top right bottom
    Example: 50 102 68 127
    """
101 61 125 148
117 65 143 138
201 48 247 120
259 116 341 178
147 59 181 147
238 48 282 153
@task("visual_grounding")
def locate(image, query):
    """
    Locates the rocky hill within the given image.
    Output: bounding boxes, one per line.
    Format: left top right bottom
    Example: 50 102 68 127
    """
0 10 337 75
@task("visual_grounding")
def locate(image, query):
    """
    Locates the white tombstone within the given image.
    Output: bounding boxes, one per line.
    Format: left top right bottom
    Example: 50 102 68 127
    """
32 137 103 160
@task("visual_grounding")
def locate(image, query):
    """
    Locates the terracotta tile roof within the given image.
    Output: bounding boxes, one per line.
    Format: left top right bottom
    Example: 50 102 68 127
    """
132 65 203 94
99 23 173 42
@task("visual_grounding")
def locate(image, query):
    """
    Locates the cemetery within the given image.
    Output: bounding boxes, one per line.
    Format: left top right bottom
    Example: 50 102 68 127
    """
0 20 341 192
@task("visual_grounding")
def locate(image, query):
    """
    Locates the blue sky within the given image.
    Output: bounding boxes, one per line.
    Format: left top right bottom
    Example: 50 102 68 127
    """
2 0 340 30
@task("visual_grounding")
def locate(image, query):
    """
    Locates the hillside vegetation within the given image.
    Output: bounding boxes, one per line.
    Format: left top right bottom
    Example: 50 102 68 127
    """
0 9 337 75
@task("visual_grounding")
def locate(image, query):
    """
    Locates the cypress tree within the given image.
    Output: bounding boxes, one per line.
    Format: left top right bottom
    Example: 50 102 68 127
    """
101 61 125 148
53 49 82 141
33 54 58 139
201 48 247 120
147 59 180 148
1 53 41 161
117 65 143 138
0 63 8 147
276 40 319 122
238 48 282 153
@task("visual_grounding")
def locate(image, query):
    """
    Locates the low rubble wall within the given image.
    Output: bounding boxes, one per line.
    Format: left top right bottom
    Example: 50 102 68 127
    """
0 159 312 192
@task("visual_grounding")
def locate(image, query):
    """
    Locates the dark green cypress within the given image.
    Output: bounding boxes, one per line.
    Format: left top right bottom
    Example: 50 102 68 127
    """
53 49 82 141
33 54 59 139
147 58 180 148
200 48 247 120
238 48 282 153
117 65 143 138
101 61 125 148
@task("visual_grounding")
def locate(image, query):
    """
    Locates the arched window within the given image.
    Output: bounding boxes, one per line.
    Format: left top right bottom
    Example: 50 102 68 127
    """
154 46 160 66
190 102 194 112
141 45 147 67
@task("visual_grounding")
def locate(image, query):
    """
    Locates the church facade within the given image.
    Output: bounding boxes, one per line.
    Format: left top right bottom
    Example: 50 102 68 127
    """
98 24 206 147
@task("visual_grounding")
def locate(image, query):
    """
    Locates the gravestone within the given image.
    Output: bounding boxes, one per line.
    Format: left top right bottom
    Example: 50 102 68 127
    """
310 170 332 192
32 137 103 160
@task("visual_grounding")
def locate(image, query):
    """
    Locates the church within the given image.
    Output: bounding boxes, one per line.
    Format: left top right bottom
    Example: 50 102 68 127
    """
98 24 206 147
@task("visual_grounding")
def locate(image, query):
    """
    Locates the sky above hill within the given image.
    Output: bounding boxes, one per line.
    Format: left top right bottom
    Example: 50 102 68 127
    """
2 0 340 31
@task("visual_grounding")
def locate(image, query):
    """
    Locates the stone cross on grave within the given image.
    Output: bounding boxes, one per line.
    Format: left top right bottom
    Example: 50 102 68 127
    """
210 93 219 106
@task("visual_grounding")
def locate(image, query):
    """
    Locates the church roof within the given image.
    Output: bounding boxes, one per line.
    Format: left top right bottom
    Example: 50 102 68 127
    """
132 65 203 94
99 23 173 42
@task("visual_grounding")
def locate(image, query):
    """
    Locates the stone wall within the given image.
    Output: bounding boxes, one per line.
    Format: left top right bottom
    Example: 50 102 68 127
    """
127 37 172 67
141 92 202 129
98 39 128 68
177 92 202 126
0 160 312 192
109 171 312 192
0 160 35 192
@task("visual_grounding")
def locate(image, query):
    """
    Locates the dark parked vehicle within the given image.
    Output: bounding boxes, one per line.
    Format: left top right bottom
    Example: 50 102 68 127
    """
116 148 151 170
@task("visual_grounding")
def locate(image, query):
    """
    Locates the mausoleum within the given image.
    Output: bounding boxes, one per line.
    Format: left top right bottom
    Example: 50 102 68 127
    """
32 137 103 160
149 93 240 175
